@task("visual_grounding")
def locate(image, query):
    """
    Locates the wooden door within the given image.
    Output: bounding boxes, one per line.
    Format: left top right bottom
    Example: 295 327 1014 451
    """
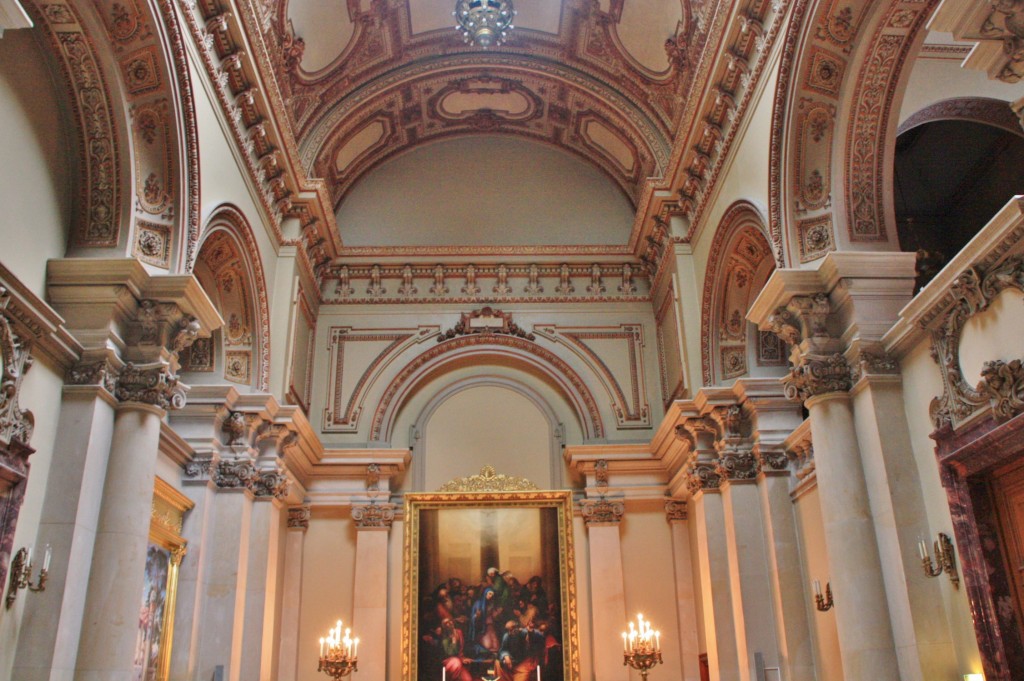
993 460 1024 634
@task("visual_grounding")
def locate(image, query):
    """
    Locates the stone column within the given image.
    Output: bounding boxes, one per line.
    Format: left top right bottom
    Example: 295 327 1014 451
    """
680 418 741 681
74 364 188 680
277 505 310 681
351 503 396 680
665 500 701 681
580 497 628 681
848 355 957 680
13 368 117 681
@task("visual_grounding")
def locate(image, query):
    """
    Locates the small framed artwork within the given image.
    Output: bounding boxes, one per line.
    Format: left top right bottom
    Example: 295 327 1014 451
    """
403 468 580 681
133 477 192 681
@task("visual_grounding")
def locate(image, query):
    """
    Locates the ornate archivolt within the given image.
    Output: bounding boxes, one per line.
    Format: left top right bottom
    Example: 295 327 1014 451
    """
26 0 200 271
185 206 272 391
769 0 940 265
700 202 782 386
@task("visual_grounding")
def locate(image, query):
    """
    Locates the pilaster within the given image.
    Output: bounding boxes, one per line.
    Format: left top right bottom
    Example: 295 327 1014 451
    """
580 497 627 681
352 502 396 681
665 500 701 681
277 505 310 681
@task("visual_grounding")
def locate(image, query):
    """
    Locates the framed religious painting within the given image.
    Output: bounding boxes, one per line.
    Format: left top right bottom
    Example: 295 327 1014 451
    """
403 467 580 681
132 477 192 681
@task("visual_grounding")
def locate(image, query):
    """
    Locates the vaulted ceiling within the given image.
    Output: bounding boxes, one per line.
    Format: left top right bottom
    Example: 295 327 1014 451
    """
253 0 709 216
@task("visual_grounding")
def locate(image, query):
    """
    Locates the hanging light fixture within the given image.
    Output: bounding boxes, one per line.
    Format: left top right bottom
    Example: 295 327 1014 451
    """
453 0 516 48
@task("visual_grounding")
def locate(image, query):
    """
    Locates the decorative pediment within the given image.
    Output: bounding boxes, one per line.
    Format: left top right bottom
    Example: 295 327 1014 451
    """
437 466 538 493
437 307 535 342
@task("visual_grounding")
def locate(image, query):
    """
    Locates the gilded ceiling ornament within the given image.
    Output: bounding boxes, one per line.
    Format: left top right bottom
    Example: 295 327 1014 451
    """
437 465 538 493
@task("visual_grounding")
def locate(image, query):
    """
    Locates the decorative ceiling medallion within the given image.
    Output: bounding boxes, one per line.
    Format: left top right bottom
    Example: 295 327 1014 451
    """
437 466 538 492
453 0 516 48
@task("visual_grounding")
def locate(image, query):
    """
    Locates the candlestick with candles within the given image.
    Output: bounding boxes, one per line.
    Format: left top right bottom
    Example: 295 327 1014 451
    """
622 613 663 681
317 618 359 679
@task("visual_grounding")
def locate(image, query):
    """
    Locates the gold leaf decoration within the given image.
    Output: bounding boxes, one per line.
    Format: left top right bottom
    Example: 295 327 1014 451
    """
437 465 539 493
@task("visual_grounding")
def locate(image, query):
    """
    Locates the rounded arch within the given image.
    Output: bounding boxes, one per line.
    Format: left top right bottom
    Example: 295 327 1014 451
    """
770 0 942 265
897 97 1024 138
187 205 271 391
700 200 779 386
27 0 199 272
372 334 605 443
409 376 566 491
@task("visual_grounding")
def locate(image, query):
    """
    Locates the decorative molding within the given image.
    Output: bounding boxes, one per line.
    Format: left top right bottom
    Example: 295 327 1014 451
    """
594 459 609 488
684 460 722 495
930 256 1024 430
437 466 538 493
0 290 35 450
213 456 257 490
323 262 651 305
438 307 535 342
351 502 396 529
580 497 625 526
783 352 851 402
115 361 188 409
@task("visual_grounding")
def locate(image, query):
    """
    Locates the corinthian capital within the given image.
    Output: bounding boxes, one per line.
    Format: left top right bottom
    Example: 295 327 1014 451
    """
352 502 396 529
580 497 624 526
782 352 851 402
114 362 189 410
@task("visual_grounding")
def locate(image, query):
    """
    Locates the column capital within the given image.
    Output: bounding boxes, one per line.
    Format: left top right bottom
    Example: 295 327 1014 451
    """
287 504 311 531
665 499 687 522
352 502 396 530
66 354 189 410
580 497 624 527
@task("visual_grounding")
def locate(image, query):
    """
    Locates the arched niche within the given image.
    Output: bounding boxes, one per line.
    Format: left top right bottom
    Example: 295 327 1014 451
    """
181 206 270 391
701 201 783 386
371 334 604 444
405 376 567 492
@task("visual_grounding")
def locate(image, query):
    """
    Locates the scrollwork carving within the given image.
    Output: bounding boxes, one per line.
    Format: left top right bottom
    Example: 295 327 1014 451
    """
685 461 722 496
930 256 1024 430
579 497 624 526
0 291 34 449
437 465 538 492
115 362 188 410
351 502 396 529
664 499 687 522
783 352 851 402
287 504 311 530
213 457 257 489
251 465 291 499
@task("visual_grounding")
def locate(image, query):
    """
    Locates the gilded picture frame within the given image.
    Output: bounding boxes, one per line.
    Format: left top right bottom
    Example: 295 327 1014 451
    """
403 485 580 681
133 477 192 681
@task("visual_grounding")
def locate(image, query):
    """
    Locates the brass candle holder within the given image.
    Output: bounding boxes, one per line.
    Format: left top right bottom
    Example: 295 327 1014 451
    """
919 532 959 588
812 579 834 612
5 545 50 609
622 614 663 681
318 619 359 680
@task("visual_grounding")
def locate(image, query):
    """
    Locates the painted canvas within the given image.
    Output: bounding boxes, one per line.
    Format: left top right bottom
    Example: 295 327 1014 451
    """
404 491 579 681
133 544 171 681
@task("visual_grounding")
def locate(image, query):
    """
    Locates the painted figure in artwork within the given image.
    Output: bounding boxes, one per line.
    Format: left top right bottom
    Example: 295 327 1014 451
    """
498 620 546 681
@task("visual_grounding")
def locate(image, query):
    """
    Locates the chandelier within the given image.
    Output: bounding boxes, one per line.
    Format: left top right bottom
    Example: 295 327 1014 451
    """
453 0 516 48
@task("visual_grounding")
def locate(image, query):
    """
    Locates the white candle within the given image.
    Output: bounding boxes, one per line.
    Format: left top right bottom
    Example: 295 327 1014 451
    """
622 632 627 652
320 637 325 656
655 631 660 652
813 579 821 597
354 637 359 658
43 544 52 571
25 544 33 566
443 668 446 681
537 664 541 681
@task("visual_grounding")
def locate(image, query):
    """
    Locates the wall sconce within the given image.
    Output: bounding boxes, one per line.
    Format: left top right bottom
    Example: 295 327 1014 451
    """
919 532 959 589
812 579 833 612
5 545 50 609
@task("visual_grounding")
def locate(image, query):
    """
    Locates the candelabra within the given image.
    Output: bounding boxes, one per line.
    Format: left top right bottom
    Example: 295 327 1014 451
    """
812 579 833 612
5 545 51 609
318 619 359 679
622 613 663 681
919 532 959 588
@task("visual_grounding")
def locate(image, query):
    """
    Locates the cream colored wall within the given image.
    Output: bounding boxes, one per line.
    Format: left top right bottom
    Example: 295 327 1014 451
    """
423 385 553 490
619 500 686 680
0 355 67 681
335 137 636 247
898 341 980 672
311 304 664 450
898 52 1022 123
0 30 71 293
298 509 359 680
792 486 841 681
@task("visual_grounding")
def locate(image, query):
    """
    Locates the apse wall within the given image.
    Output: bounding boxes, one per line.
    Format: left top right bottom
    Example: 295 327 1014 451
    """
333 137 637 247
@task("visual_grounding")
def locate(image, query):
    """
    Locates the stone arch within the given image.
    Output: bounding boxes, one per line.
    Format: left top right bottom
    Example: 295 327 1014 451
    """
770 0 942 266
898 97 1024 138
372 334 605 443
185 205 271 391
700 201 780 386
409 376 566 491
26 0 200 272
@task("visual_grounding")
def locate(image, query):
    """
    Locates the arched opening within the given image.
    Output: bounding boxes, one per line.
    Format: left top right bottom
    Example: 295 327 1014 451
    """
894 116 1024 290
